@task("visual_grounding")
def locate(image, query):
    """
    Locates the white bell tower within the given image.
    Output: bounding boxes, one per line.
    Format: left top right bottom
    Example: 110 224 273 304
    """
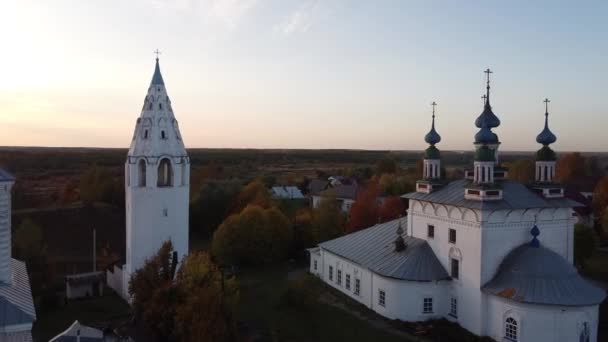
121 55 190 298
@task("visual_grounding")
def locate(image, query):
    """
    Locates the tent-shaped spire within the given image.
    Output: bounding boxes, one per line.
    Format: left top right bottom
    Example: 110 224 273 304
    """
151 57 165 86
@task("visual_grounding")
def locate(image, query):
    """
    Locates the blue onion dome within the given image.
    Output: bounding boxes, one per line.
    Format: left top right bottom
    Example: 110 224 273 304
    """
475 145 495 162
536 145 556 161
424 126 441 145
424 104 441 145
536 111 557 146
530 224 540 247
474 125 499 144
475 101 501 128
425 145 440 159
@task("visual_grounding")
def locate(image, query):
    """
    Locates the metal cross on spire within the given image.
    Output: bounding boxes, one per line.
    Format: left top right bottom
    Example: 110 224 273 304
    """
483 68 493 104
484 68 493 86
481 94 487 105
431 101 437 118
154 49 162 61
544 98 550 115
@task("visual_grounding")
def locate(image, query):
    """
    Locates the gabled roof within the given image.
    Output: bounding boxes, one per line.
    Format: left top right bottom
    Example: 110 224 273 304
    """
482 243 606 306
271 186 304 199
403 179 582 211
307 179 329 195
0 169 15 183
0 259 36 328
319 219 450 281
319 184 359 200
50 320 103 342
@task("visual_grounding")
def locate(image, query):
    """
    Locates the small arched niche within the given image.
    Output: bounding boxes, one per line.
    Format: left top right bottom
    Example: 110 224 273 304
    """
157 158 173 187
138 160 147 187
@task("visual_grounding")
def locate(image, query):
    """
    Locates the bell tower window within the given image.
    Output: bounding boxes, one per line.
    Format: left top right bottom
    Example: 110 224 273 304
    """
138 160 146 187
157 158 173 187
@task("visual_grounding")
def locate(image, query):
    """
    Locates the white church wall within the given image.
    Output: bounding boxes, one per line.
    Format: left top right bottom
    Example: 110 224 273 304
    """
480 207 576 285
371 274 450 322
320 250 374 309
0 181 14 284
125 181 189 282
317 250 450 323
485 295 598 342
407 200 485 335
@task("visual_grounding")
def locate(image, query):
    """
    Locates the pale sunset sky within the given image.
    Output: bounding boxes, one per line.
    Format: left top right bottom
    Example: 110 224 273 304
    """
1 1 607 151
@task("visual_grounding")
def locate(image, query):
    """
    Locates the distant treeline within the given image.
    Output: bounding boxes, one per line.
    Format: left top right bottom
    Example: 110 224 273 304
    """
1 146 605 176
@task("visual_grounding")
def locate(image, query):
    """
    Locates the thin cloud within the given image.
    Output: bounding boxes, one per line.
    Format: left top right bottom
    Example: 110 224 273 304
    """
144 0 259 30
274 0 324 36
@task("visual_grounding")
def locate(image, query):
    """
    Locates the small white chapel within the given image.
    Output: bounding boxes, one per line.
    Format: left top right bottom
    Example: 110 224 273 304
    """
308 70 606 342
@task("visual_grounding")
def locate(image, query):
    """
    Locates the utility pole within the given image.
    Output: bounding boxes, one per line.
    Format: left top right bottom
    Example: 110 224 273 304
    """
93 228 96 272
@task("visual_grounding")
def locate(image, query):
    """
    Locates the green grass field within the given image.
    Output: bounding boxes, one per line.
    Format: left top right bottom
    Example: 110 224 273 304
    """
237 265 408 342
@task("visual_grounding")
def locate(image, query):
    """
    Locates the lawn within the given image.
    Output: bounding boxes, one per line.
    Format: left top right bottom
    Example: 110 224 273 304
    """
237 264 408 342
583 250 608 283
32 292 130 342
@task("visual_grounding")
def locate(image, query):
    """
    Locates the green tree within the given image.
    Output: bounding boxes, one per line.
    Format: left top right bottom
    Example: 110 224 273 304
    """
311 195 345 243
375 157 397 175
556 152 586 184
190 180 242 237
508 159 535 184
574 224 598 269
129 242 239 342
13 218 46 264
231 180 271 213
80 165 123 207
212 205 293 266
592 176 608 223
129 241 177 340
174 252 239 342
378 174 414 196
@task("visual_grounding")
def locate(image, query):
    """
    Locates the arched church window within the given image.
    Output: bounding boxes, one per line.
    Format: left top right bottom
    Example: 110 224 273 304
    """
161 130 166 139
159 103 163 110
148 102 153 110
157 158 173 187
505 317 518 341
144 130 149 139
138 160 146 187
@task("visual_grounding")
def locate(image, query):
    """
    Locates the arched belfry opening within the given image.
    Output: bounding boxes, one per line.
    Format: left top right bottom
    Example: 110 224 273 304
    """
138 160 147 187
157 158 173 187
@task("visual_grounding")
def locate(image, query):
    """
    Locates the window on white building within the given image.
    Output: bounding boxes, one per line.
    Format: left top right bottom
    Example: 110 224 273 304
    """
449 297 457 318
378 290 386 307
449 228 456 243
505 317 518 341
345 274 351 290
451 258 459 279
313 260 317 271
354 279 360 295
427 225 434 238
329 266 333 281
423 297 433 313
337 270 342 285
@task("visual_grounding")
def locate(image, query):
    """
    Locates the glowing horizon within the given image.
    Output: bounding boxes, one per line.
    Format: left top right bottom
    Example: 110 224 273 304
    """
1 1 607 152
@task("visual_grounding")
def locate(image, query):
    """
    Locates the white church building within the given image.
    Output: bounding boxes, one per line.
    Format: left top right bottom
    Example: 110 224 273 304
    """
0 169 36 341
107 56 190 300
309 71 605 342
